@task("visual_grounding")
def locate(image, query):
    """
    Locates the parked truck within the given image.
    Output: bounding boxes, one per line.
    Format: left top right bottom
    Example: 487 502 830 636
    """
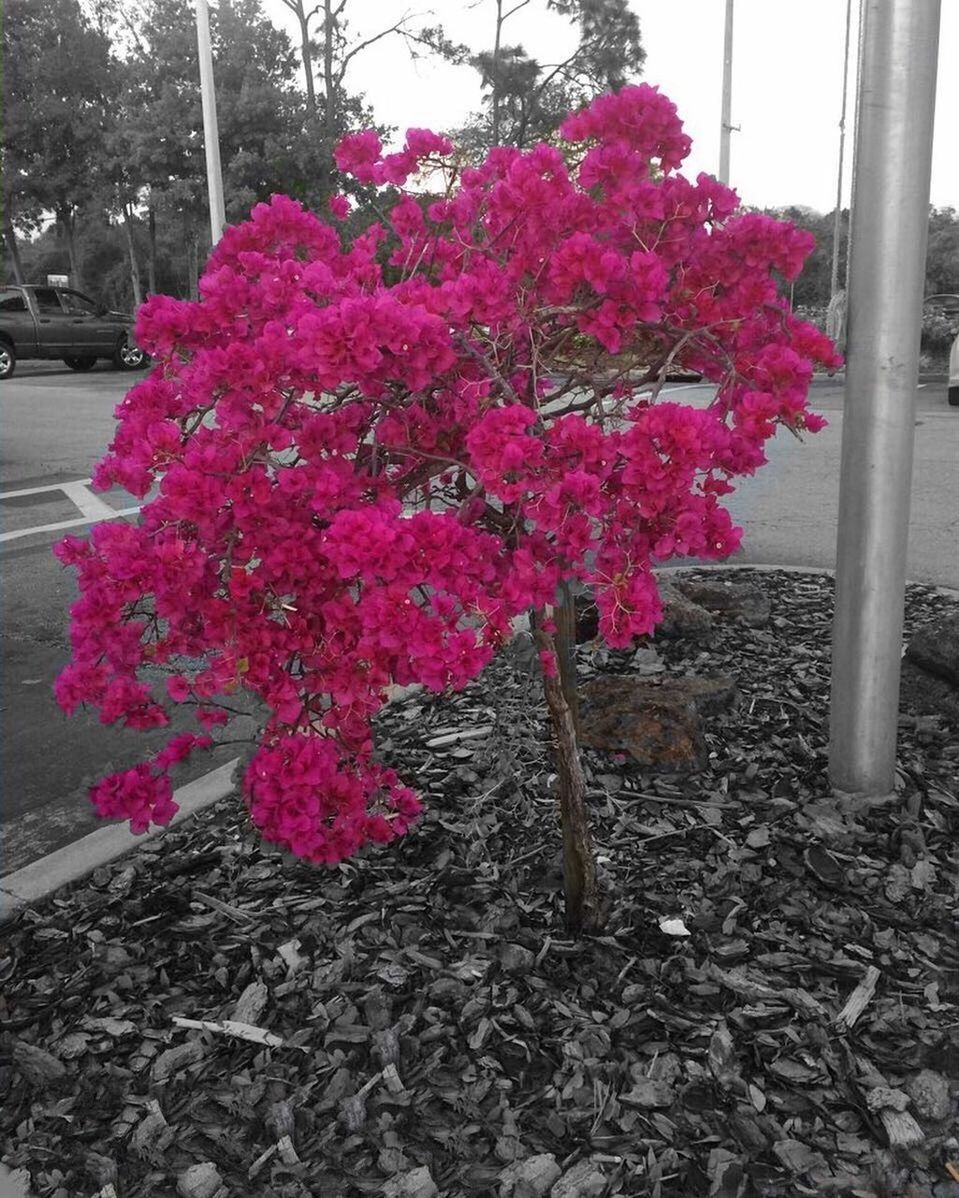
0 284 148 380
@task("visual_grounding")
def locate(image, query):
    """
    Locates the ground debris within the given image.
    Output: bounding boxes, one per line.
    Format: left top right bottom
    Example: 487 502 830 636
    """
0 569 956 1197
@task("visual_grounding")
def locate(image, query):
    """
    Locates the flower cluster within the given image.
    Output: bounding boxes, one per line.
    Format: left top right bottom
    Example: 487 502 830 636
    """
56 85 840 862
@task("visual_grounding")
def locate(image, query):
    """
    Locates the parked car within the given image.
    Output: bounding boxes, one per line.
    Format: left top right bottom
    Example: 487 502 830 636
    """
0 284 148 380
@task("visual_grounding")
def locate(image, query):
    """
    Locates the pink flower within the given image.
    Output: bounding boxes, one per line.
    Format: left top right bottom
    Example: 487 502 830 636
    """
54 85 837 866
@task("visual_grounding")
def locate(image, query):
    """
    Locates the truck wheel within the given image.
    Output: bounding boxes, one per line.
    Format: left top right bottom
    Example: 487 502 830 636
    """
63 356 97 371
113 335 147 370
949 385 959 407
0 342 15 380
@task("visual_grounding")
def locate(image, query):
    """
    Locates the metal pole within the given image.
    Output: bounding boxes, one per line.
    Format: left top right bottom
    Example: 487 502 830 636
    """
828 0 941 798
195 0 225 244
718 0 734 184
829 0 854 301
843 0 867 304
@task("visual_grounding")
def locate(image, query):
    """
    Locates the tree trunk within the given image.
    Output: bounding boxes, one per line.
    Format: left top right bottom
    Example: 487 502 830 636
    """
491 0 504 146
121 201 143 308
297 4 318 124
535 622 604 935
323 0 336 147
59 208 82 291
147 200 157 295
3 213 25 285
188 231 199 301
554 580 580 736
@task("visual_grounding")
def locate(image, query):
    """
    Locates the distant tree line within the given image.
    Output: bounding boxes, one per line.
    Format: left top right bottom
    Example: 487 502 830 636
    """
766 204 959 312
2 0 645 310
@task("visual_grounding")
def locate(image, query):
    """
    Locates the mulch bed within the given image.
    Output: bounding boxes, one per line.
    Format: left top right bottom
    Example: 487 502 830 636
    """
2 568 958 1198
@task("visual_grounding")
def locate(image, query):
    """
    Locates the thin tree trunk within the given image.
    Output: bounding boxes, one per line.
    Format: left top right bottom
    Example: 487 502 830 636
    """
3 213 25 285
147 200 157 295
298 5 318 124
323 0 336 147
59 208 82 291
535 622 603 935
188 231 199 301
121 201 143 308
554 580 580 736
491 0 504 146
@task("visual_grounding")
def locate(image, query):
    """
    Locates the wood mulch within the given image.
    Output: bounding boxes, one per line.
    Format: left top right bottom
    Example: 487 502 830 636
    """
2 569 958 1198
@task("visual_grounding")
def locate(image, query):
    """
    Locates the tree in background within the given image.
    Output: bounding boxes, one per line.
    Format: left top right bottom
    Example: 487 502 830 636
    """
3 0 116 291
274 0 450 151
455 0 645 152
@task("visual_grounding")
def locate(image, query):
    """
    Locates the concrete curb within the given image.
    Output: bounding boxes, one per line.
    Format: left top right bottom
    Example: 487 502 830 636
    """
656 561 959 602
0 758 239 926
2 566 955 927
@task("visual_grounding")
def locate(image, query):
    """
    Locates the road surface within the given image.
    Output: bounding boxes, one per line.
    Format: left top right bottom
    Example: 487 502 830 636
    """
1 363 956 874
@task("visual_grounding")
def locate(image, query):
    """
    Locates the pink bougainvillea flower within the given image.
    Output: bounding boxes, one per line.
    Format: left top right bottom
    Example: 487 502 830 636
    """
53 87 837 861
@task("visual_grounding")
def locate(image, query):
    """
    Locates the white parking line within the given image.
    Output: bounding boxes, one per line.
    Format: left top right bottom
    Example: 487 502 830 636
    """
0 506 142 544
0 478 97 499
0 477 141 544
60 480 117 521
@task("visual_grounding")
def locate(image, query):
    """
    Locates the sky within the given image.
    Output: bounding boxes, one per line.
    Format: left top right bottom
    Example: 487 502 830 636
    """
263 0 958 215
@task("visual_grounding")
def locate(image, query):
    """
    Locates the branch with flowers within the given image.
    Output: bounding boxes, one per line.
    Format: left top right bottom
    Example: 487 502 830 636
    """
55 85 840 931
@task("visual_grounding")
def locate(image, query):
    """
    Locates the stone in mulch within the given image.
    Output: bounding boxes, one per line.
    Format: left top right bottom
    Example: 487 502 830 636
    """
905 612 959 688
1 569 959 1198
578 674 737 772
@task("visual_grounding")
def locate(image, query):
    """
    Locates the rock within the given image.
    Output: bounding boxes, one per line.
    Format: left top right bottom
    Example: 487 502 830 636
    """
579 675 737 773
905 613 959 687
499 1154 563 1198
549 1159 606 1197
907 1069 952 1122
11 1039 66 1089
654 579 715 641
900 661 959 727
383 1166 439 1198
176 1162 223 1198
673 578 772 628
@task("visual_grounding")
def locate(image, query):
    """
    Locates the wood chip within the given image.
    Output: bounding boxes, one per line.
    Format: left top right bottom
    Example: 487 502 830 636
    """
170 1016 303 1050
835 966 881 1030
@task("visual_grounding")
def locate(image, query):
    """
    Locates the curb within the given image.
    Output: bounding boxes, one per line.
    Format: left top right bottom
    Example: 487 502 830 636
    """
656 561 959 602
0 758 239 926
2 568 955 927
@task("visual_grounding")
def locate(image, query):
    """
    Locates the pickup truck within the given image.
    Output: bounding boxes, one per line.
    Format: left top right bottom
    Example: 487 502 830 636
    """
0 283 148 380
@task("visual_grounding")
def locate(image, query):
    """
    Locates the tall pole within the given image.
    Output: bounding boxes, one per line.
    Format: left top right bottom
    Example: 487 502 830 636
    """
195 0 225 244
718 0 734 184
843 0 868 304
828 0 940 798
829 0 854 301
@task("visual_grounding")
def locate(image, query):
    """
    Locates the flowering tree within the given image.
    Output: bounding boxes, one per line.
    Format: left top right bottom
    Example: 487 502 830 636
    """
55 86 839 932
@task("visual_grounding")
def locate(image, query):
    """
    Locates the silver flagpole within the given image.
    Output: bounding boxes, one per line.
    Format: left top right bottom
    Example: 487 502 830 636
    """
195 0 226 243
718 0 734 185
828 0 941 797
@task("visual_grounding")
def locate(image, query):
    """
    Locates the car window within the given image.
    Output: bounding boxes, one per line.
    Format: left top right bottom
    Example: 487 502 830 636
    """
33 288 65 314
0 290 28 312
0 288 28 311
59 290 99 315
